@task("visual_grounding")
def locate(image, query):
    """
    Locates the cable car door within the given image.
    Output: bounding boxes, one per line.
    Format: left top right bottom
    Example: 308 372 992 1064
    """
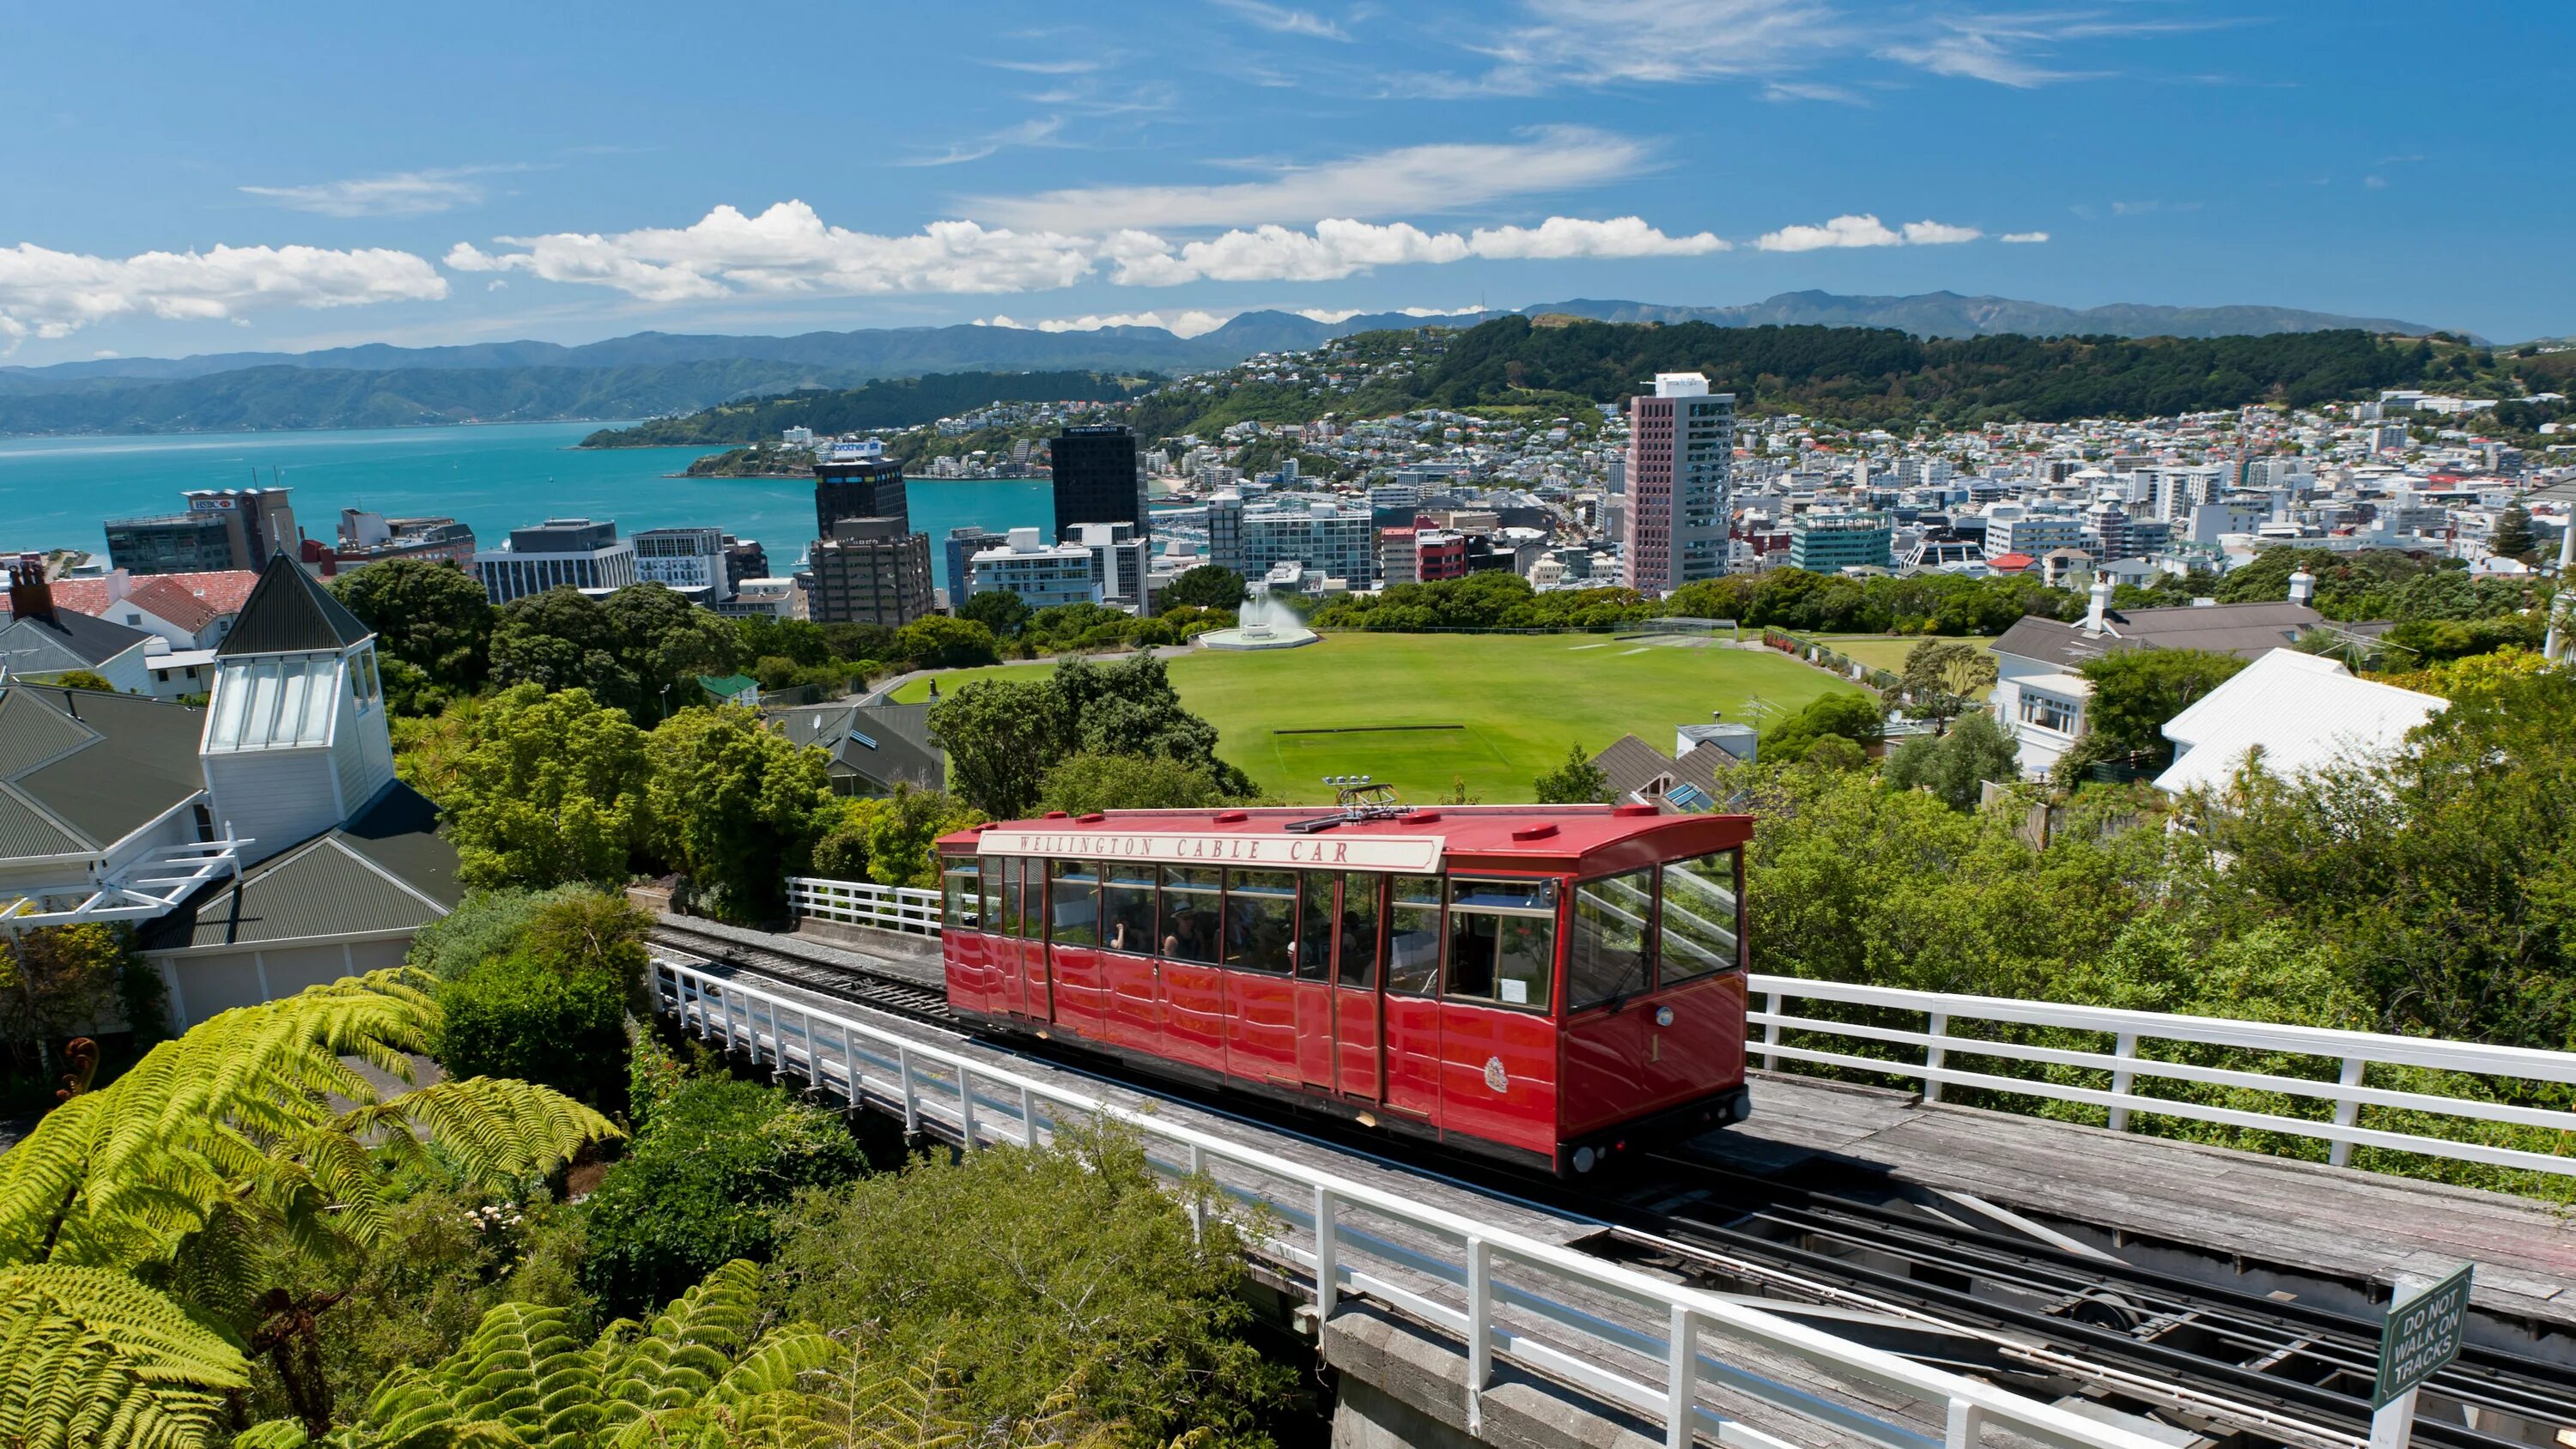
1291 874 1339 1090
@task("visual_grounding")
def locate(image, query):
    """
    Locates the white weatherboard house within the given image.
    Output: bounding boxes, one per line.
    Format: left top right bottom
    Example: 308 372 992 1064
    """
2154 648 2445 798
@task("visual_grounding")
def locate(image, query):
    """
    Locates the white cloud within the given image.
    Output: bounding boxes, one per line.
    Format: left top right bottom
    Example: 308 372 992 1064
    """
980 309 1236 337
1753 213 1981 252
1874 32 2076 88
1211 0 1349 40
1467 215 1727 258
454 203 1724 302
2000 231 2050 244
971 127 1652 231
1292 306 1476 323
894 116 1066 168
1472 0 1852 90
0 241 447 347
444 203 1098 301
240 166 520 218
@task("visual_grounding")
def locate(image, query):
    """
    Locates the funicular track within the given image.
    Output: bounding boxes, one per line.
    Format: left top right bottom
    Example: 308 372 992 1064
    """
1583 1159 2576 1449
653 923 2576 1449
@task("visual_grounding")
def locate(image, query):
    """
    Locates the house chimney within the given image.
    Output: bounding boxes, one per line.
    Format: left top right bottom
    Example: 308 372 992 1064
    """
2084 573 2112 634
7 554 53 624
2287 568 2316 606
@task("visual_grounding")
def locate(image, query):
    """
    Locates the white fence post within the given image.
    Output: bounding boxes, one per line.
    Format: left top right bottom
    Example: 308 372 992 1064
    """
1947 1398 1989 1449
2332 1057 2366 1167
958 1065 978 1149
1019 1083 1039 1148
2108 1031 2138 1132
1763 990 1783 1070
896 1045 919 1134
1314 1186 1340 1321
1923 1011 1949 1104
1187 1143 1208 1243
1465 1235 1493 1437
1665 1303 1699 1449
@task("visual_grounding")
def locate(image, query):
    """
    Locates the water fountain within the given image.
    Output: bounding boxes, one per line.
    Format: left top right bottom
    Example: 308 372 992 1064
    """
1197 592 1321 651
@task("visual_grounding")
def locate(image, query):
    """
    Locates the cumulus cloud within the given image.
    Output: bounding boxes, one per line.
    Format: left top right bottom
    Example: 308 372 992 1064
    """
0 241 447 347
240 166 522 218
443 202 1097 300
2000 230 2050 244
972 128 1653 231
1753 213 1982 252
979 309 1236 337
447 203 1726 301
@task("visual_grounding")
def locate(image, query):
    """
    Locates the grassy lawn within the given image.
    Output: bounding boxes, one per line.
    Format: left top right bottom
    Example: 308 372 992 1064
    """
887 633 1863 803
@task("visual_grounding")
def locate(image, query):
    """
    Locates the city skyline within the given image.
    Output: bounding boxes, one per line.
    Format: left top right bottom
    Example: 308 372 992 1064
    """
3 1 2573 366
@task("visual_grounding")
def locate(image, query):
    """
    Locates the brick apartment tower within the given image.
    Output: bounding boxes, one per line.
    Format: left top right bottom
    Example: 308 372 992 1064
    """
1619 373 1735 596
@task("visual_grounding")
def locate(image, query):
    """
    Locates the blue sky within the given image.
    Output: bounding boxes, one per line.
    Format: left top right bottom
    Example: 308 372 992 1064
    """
3 1 2570 364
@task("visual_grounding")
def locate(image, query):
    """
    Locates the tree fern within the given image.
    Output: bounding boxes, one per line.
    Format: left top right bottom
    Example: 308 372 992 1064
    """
0 1264 249 1449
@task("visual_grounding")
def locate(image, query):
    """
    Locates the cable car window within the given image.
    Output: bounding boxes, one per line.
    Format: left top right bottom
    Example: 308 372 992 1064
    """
1336 874 1382 991
1158 866 1222 965
941 858 981 931
1224 870 1297 974
981 857 1001 933
1658 850 1742 985
1101 862 1156 955
1048 860 1100 947
1445 878 1556 1011
998 858 1023 937
1296 873 1334 980
1567 869 1655 1010
1385 874 1443 996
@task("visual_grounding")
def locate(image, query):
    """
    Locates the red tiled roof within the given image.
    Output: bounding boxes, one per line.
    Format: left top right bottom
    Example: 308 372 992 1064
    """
13 570 258 626
123 576 224 633
1990 552 2037 569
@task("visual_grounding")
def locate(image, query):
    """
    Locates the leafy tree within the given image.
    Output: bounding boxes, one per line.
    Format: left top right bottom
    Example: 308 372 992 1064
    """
1760 692 1884 764
1159 563 1248 611
811 785 987 888
957 587 1032 639
646 706 835 919
489 584 739 724
0 972 616 1440
1 923 156 1088
767 1126 1292 1446
1882 710 2020 810
434 954 629 1109
600 583 740 717
405 884 599 982
1531 743 1612 804
1036 752 1248 815
328 560 492 704
580 1071 862 1317
422 684 655 890
929 676 1062 820
2372 646 2549 702
2076 647 2247 769
44 669 116 692
2489 505 2537 562
892 614 1000 670
1800 735 1870 772
818 620 896 663
733 614 833 670
1897 640 1999 729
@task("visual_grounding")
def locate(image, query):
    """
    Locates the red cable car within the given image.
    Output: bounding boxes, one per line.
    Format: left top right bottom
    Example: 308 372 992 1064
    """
935 790 1753 1175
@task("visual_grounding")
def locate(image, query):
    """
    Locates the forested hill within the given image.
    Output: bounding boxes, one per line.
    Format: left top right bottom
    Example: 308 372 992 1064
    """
581 370 1158 447
1419 317 2447 425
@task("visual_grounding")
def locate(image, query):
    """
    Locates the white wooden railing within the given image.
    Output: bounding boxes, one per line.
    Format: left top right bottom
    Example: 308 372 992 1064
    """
651 956 2173 1449
1749 977 2576 1179
787 876 941 936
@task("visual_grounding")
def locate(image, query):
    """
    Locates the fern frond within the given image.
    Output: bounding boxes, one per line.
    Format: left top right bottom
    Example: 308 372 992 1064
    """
231 1421 309 1448
0 1264 249 1449
347 1077 619 1189
597 1258 762 1422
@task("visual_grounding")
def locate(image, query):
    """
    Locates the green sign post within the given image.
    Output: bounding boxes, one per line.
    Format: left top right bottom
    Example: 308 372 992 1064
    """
2368 1264 2475 1448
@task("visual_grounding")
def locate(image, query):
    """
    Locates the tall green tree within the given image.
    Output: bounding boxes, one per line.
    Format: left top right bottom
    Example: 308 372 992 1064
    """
1897 639 1999 729
1036 753 1247 815
1882 710 2021 810
2489 504 2537 562
423 684 656 889
957 587 1032 639
892 615 1000 670
1531 743 1612 804
929 676 1063 820
1759 693 1884 765
646 706 835 919
2075 647 2247 770
1158 563 1247 611
327 560 493 706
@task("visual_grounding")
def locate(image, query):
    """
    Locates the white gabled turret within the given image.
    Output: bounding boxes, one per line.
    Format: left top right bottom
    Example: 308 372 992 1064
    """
199 555 394 864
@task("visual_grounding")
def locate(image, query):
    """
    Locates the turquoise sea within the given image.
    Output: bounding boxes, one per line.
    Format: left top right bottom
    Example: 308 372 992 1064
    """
0 422 1054 597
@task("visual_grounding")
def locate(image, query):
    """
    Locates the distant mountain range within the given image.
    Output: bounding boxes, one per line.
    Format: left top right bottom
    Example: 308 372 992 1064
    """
0 291 2466 436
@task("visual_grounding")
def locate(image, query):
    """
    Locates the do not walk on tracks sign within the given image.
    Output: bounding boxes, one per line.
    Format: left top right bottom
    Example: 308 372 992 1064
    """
2368 1263 2475 1449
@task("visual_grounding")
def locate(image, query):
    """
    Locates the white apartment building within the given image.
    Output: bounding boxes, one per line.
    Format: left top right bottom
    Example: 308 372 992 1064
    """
1986 512 2084 560
1619 373 1733 595
471 518 637 605
969 528 1103 609
1240 500 1376 591
1065 522 1154 609
632 526 732 603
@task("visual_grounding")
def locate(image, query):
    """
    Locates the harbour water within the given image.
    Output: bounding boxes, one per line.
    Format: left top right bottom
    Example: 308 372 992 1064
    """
0 421 1054 597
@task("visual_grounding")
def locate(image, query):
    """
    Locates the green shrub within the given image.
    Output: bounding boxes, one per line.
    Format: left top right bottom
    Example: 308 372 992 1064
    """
408 885 588 980
580 1074 862 1315
434 952 629 1107
766 1124 1291 1446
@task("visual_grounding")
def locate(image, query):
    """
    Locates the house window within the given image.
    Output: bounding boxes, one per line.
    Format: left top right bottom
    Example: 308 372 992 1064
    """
2018 692 2080 734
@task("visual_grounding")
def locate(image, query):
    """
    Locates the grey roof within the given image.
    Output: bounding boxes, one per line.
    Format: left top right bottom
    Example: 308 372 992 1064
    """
771 701 945 792
0 607 154 671
1590 734 1725 813
216 554 372 658
140 783 458 952
1993 600 2328 669
0 686 207 858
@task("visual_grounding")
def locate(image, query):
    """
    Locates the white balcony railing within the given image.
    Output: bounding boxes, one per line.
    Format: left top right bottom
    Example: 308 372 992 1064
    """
652 956 2176 1449
786 876 941 936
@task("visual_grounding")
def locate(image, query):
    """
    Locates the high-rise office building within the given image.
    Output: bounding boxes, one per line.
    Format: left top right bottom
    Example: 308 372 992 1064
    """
633 526 732 602
809 517 934 628
943 526 1009 605
814 440 908 540
179 488 301 569
471 518 638 604
1050 424 1144 536
1619 374 1734 596
104 513 236 575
